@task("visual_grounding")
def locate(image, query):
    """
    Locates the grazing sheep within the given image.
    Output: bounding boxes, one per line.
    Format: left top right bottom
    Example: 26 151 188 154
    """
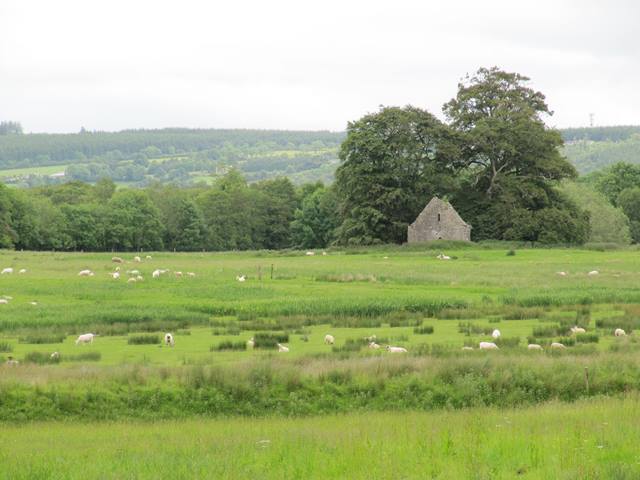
128 270 141 276
133 256 141 262
18 269 27 274
78 269 94 277
368 342 380 349
152 269 161 278
386 345 407 353
29 301 37 306
247 337 255 349
111 272 120 279
112 257 123 263
570 326 586 334
588 270 599 276
461 346 474 351
322 251 327 256
491 329 501 339
50 352 60 360
236 275 246 282
164 333 175 347
175 271 183 278
479 342 499 350
115 267 120 272
127 277 137 284
187 272 196 277
436 253 451 260
306 251 315 256
551 342 566 349
0 299 8 305
556 271 567 276
277 343 289 353
1 268 14 274
145 255 152 260
615 328 626 337
136 275 143 281
75 333 96 345
324 334 335 345
528 344 543 350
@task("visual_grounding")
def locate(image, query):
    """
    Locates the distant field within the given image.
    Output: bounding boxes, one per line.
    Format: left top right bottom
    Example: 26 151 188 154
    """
0 164 67 178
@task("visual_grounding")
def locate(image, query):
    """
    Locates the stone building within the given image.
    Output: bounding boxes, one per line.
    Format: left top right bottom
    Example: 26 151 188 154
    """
407 197 471 243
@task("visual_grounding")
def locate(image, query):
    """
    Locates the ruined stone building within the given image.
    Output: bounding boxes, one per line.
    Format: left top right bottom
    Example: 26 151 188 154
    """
407 197 471 243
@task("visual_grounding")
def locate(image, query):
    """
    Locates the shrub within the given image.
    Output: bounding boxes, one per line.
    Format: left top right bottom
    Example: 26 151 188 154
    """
23 351 60 364
532 325 562 337
19 333 65 344
253 333 289 349
413 326 434 335
575 333 599 344
0 341 12 353
557 337 576 347
127 334 161 345
458 322 492 336
65 351 101 362
211 341 246 351
332 338 368 353
495 336 520 348
506 249 516 256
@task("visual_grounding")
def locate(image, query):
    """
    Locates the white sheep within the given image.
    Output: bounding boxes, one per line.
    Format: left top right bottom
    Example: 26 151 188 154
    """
277 343 289 353
386 345 407 353
187 272 196 277
368 342 380 349
0 299 8 305
112 257 123 263
78 269 94 277
29 301 38 306
136 275 143 281
436 253 451 260
324 334 335 345
247 337 255 349
305 251 315 256
164 333 175 347
50 351 60 360
128 270 141 276
134 256 141 262
1 267 14 274
145 255 152 260
588 270 599 276
615 328 626 337
491 329 501 339
551 342 566 349
461 346 474 351
527 344 543 350
18 269 27 274
75 333 96 345
236 275 246 282
479 342 499 350
111 272 120 279
152 269 161 278
570 326 586 334
556 271 567 277
127 277 137 284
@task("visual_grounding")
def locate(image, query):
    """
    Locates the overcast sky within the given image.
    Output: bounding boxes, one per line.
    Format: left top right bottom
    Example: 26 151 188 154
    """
1 0 639 133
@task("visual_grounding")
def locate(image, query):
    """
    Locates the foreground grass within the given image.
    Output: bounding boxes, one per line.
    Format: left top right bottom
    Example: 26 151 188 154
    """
0 396 637 479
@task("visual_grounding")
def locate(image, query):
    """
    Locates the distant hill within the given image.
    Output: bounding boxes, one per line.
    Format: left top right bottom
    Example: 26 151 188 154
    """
0 129 345 187
561 126 640 174
0 125 639 186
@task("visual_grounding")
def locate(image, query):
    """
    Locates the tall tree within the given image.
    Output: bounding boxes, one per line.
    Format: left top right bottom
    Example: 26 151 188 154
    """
290 186 339 248
334 106 460 245
173 199 207 251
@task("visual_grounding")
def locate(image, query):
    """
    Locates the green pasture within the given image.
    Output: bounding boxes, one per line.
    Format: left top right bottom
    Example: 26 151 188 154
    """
1 395 638 479
0 164 67 178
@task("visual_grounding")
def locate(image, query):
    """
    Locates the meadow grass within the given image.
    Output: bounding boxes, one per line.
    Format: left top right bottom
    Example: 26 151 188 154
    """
0 395 638 479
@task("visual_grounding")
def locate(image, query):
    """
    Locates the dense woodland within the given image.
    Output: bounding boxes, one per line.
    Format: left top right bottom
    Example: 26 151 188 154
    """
1 68 640 250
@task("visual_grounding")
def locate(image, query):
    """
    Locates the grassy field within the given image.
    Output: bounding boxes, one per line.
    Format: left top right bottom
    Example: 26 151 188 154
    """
1 244 640 473
1 395 638 479
0 164 67 178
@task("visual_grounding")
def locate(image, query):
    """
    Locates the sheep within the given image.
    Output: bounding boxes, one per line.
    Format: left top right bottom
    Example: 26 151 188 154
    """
436 253 451 260
551 342 566 349
556 271 567 276
18 269 27 274
324 334 335 345
461 346 474 351
479 342 499 350
127 277 137 284
236 275 246 282
29 301 37 306
386 345 407 353
247 337 255 349
527 344 543 350
75 333 96 345
615 328 626 337
164 333 175 347
365 335 377 342
145 255 152 260
187 272 196 277
5 356 19 366
78 269 94 277
368 342 380 349
0 299 8 305
277 343 289 352
175 271 183 278
1 268 13 274
50 351 60 360
136 275 144 281
111 272 120 279
152 269 161 278
570 326 586 334
306 251 315 256
322 251 327 256
491 329 501 339
128 270 141 276
588 270 599 276
133 256 142 262
112 257 123 263
115 267 120 272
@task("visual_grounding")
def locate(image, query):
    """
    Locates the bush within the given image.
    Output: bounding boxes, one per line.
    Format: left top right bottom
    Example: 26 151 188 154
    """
65 351 101 362
506 249 516 256
19 333 65 344
413 325 434 335
458 322 492 336
575 333 599 344
532 325 562 337
0 341 13 353
557 337 576 346
211 341 246 351
332 338 368 353
127 334 161 345
495 336 520 348
23 351 60 364
253 333 289 349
